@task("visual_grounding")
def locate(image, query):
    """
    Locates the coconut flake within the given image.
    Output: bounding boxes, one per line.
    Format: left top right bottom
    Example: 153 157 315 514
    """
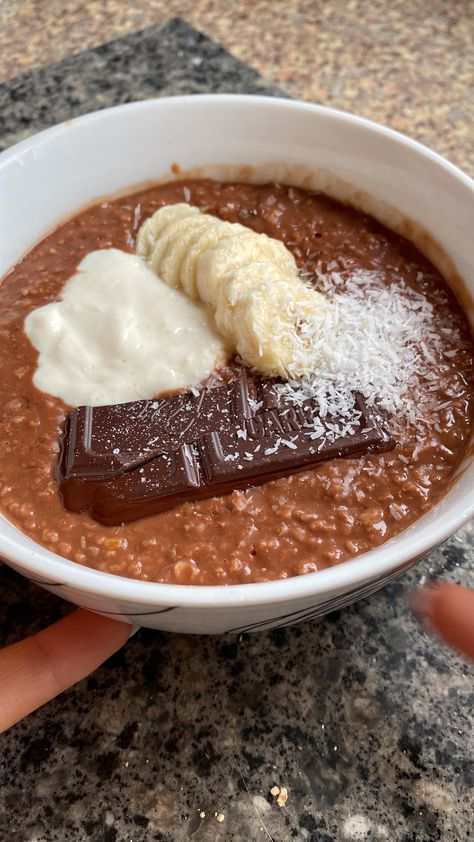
271 265 460 437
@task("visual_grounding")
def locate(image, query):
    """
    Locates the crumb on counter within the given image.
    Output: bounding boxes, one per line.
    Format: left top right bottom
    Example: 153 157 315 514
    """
270 785 288 806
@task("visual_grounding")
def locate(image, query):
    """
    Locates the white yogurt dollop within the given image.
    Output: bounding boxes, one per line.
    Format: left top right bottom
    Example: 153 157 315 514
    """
24 248 228 406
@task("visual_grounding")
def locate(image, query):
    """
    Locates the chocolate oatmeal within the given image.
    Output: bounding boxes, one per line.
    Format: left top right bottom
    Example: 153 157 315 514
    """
0 180 473 585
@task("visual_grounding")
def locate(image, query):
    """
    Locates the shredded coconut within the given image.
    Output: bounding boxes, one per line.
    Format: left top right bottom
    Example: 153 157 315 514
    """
273 265 460 436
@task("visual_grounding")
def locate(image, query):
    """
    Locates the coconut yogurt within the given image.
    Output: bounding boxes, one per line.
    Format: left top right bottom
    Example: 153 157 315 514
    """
24 248 228 406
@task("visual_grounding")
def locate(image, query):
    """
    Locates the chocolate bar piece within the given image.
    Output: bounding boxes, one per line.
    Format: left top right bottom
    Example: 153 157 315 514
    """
60 370 255 483
58 368 395 525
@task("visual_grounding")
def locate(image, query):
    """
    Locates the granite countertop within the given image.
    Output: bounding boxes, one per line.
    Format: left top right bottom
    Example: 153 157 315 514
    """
0 8 473 842
2 1 473 177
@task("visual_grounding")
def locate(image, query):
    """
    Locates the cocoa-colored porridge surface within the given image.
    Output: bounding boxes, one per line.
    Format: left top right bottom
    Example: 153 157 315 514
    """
0 180 473 585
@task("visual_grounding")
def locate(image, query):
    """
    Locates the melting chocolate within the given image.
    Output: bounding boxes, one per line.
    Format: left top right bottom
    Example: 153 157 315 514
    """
58 368 395 525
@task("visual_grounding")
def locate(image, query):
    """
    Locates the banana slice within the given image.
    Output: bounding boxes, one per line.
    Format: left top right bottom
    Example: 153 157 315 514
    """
196 231 297 309
214 262 290 339
150 216 210 286
136 203 199 261
232 282 297 375
234 282 328 377
180 219 240 299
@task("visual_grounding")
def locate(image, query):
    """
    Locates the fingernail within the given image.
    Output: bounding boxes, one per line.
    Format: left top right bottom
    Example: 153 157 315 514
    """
128 624 140 639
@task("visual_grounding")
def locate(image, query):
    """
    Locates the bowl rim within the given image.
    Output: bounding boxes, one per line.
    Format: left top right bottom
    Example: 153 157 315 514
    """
1 93 473 609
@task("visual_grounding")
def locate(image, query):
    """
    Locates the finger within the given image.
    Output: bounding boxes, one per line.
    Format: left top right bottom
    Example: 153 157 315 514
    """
410 583 474 661
0 609 131 733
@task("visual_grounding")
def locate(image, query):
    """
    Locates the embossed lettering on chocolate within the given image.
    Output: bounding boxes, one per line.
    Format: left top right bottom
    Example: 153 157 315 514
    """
58 368 395 525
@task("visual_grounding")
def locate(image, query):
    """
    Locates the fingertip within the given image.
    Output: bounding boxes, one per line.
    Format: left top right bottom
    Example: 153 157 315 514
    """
407 587 437 627
409 583 474 661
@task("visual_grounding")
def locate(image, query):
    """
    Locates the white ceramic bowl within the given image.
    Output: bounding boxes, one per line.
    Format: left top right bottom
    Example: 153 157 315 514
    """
0 95 473 633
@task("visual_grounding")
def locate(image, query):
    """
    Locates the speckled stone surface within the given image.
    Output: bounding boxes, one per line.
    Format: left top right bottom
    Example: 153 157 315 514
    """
1 529 473 842
1 1 473 177
0 17 283 152
0 15 473 842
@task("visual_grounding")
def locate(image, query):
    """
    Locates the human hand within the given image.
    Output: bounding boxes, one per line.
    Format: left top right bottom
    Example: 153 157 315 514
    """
411 583 474 661
0 609 132 733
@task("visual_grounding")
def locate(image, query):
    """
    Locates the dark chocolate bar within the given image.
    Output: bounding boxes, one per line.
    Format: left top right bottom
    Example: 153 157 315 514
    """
58 368 395 525
60 370 255 482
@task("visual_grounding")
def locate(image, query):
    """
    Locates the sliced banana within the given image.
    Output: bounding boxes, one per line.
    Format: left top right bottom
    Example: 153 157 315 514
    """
233 283 297 375
136 203 330 379
234 282 328 376
214 262 289 340
195 231 297 309
180 219 239 299
151 216 210 287
136 204 199 261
